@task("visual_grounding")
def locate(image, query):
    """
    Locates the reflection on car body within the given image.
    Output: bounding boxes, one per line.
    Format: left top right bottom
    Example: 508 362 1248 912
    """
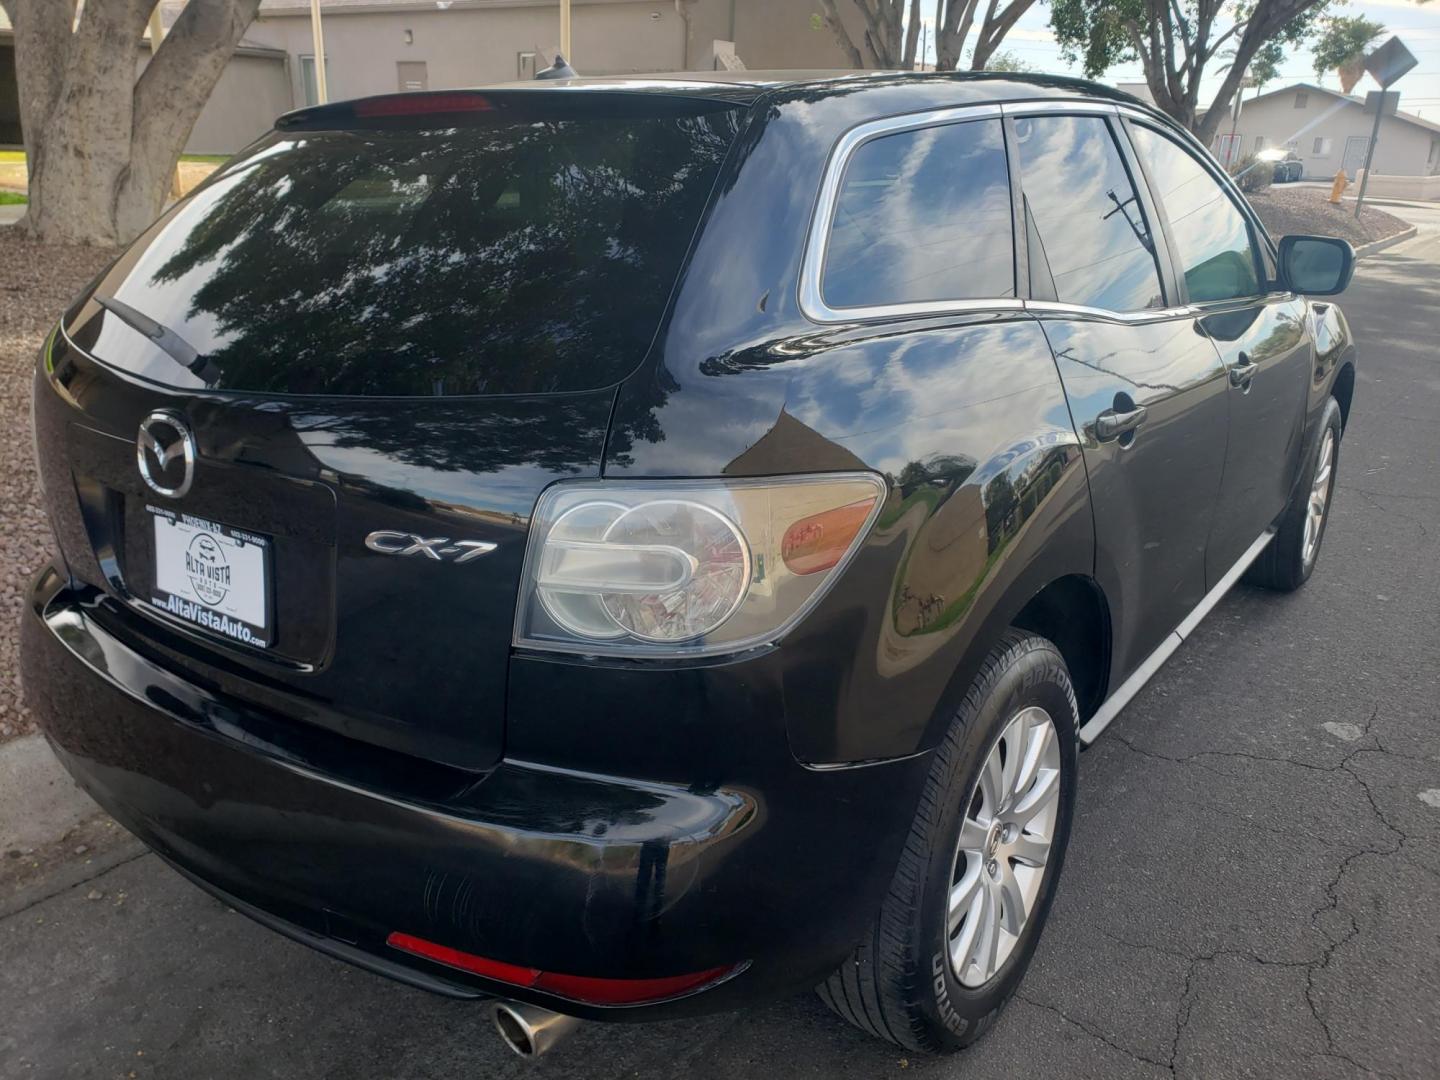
24 71 1357 1057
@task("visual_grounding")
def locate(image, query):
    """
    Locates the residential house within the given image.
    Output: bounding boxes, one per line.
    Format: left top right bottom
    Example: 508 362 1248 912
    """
1212 81 1440 180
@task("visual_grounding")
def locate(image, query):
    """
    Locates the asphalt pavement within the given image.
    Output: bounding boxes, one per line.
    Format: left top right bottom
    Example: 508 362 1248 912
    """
4 210 1439 1080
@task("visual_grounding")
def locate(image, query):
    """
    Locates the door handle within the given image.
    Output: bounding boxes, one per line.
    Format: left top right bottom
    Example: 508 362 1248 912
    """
1229 351 1258 389
1094 403 1148 442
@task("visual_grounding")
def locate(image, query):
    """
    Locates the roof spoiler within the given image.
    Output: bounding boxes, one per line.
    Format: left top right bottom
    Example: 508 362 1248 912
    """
276 90 498 130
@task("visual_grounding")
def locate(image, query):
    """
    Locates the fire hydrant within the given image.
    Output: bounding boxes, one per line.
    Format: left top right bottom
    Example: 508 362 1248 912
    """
1329 170 1349 204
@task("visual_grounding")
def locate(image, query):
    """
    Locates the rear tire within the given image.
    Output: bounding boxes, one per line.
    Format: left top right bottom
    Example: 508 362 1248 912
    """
819 631 1079 1053
1246 397 1343 592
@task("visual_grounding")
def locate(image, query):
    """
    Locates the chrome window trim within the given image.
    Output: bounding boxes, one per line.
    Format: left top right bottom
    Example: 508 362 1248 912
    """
1004 100 1120 117
798 98 1193 326
1025 300 1198 326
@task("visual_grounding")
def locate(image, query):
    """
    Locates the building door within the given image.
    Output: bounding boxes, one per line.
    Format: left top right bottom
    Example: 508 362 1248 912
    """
397 61 428 92
1215 132 1242 167
1342 135 1369 179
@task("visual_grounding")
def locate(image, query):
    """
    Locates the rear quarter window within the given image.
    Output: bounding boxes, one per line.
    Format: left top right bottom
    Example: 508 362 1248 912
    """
821 117 1015 309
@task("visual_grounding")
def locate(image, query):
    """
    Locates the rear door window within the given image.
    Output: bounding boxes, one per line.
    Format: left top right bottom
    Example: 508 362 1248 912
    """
1127 124 1264 303
71 95 745 396
822 117 1015 308
1012 114 1166 312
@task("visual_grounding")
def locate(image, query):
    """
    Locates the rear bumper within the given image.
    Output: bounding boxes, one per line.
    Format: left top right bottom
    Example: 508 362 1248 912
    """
22 566 929 1020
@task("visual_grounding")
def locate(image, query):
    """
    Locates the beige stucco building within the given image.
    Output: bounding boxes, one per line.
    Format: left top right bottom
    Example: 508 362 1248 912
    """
1211 82 1440 181
3 1 857 155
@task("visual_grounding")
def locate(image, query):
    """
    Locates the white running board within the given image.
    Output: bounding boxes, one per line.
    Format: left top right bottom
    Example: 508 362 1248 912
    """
1078 528 1277 746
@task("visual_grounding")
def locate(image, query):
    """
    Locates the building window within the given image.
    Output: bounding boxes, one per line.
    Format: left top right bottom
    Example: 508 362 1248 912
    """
1215 132 1242 167
1294 91 1309 109
1313 137 1333 156
1254 135 1267 152
300 54 328 107
517 52 537 79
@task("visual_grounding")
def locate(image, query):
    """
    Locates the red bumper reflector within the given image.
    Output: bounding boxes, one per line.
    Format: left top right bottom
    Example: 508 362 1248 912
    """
385 931 736 1005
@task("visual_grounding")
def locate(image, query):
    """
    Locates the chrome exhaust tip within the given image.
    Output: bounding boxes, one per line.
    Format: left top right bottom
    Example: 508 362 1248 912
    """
491 1000 582 1059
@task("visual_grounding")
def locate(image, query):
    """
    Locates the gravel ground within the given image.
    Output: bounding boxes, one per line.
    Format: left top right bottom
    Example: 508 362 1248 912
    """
1248 184 1409 244
0 231 115 744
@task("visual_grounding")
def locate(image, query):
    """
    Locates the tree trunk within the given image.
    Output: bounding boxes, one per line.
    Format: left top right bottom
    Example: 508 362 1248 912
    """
935 0 981 71
903 0 923 68
969 0 1037 70
8 0 261 247
817 0 869 68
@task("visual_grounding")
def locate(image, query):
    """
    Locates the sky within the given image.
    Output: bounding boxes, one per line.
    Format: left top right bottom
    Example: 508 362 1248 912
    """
912 0 1440 120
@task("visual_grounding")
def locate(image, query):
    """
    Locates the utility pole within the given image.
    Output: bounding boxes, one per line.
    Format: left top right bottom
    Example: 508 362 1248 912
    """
310 0 329 104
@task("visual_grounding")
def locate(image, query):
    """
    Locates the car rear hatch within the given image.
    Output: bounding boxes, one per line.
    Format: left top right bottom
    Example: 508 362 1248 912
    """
37 88 747 771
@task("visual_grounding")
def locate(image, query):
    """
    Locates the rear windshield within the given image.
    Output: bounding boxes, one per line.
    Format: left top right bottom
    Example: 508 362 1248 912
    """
72 94 745 396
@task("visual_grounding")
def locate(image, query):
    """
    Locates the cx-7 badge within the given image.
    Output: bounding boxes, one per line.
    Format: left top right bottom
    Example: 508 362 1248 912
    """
364 531 497 563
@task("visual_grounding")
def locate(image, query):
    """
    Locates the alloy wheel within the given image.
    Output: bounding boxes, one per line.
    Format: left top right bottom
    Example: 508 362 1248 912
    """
1302 428 1335 568
946 706 1061 987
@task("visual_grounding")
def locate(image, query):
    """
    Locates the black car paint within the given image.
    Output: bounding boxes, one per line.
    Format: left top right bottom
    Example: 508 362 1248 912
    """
23 72 1357 1020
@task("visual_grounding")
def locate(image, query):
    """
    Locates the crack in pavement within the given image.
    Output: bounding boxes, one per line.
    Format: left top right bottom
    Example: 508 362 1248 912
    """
0 848 152 922
1014 993 1174 1074
1338 484 1433 538
1336 482 1440 505
1081 704 1415 1078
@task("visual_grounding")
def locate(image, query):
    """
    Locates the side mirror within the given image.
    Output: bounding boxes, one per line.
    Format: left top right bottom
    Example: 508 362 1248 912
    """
1278 235 1355 296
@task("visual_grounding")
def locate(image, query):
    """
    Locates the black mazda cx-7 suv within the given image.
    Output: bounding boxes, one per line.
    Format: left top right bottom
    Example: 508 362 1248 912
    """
23 71 1356 1056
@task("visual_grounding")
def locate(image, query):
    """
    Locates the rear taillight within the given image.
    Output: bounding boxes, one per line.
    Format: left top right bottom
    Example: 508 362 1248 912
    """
513 473 887 658
386 931 740 1005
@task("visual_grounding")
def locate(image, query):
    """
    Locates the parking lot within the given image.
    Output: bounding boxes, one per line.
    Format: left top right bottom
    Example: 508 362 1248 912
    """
4 208 1439 1079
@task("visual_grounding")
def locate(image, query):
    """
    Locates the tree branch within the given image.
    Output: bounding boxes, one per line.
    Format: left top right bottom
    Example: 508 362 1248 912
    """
1197 0 1327 142
8 0 81 164
971 0 1037 69
817 0 867 67
1206 18 1247 58
131 0 262 178
903 0 922 67
938 0 981 69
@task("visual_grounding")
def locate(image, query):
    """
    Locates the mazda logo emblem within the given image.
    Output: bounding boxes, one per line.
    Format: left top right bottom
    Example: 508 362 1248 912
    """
136 410 196 498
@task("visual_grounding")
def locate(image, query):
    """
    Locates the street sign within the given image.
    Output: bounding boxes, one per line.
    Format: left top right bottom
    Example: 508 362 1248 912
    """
1354 37 1418 219
1364 90 1400 116
1365 37 1418 90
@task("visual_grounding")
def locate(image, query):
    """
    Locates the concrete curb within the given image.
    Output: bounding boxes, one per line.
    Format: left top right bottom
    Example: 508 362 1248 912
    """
1355 225 1419 259
1345 196 1439 211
